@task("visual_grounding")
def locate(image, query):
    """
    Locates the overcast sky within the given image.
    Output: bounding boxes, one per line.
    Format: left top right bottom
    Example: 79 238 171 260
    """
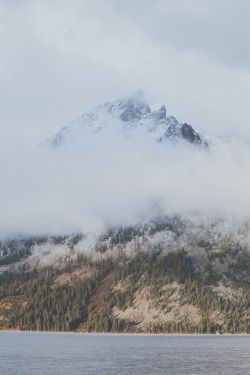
1 0 250 144
1 0 250 236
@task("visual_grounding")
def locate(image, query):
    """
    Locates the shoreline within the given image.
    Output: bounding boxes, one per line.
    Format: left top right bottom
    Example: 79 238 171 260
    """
0 328 249 336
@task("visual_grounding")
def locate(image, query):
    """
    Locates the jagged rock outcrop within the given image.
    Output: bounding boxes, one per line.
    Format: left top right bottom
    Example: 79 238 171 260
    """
50 92 207 147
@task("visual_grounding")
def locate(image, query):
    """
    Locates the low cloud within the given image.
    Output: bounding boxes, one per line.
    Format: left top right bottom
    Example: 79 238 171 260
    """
1 122 250 237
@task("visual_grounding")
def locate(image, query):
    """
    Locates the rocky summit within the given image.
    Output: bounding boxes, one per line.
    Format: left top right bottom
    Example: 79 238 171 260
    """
50 93 206 147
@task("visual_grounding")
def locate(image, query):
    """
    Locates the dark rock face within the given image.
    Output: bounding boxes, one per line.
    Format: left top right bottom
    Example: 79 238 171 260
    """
180 123 202 144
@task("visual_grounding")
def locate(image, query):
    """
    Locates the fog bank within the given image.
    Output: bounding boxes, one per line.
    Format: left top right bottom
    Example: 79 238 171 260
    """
1 124 250 237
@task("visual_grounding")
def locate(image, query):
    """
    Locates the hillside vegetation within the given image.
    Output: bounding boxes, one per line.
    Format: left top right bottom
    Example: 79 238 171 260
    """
0 217 249 334
0 218 250 333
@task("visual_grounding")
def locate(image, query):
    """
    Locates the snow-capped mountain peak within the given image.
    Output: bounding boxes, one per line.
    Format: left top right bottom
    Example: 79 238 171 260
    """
105 91 151 121
50 93 205 147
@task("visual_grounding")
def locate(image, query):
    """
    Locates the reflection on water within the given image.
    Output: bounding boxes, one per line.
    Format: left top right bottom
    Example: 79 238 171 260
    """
0 332 249 375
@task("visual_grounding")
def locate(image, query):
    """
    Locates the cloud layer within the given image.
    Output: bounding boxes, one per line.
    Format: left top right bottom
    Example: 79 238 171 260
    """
1 124 250 237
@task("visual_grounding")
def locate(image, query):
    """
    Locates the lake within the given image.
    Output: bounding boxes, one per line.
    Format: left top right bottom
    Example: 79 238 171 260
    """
0 331 249 375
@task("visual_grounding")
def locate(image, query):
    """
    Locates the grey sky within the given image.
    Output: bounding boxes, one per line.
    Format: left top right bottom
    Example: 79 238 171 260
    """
1 0 250 143
1 0 250 236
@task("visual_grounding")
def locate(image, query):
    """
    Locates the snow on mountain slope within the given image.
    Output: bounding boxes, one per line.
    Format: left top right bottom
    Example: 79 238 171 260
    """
50 93 206 147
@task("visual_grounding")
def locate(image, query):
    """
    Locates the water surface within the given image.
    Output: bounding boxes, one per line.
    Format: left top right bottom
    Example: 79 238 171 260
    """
0 331 249 375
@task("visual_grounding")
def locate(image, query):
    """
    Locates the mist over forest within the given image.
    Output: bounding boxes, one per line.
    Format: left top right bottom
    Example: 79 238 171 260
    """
1 111 250 238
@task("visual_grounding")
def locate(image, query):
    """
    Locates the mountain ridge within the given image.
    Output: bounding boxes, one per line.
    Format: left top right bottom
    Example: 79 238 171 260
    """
50 93 206 148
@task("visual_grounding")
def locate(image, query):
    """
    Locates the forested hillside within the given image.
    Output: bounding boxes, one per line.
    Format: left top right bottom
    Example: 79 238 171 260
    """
0 219 249 334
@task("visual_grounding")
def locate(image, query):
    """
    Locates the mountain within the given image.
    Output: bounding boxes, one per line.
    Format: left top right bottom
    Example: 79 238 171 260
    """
50 92 206 147
0 94 249 334
0 215 249 334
